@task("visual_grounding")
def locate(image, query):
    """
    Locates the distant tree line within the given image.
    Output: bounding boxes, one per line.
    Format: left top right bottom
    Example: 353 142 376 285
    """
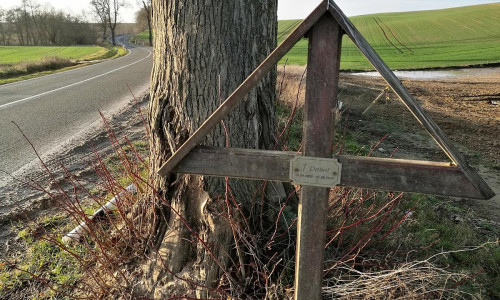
90 0 126 46
0 0 97 46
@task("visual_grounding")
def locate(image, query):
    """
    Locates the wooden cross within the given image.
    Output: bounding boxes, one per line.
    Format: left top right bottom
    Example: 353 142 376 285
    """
158 1 495 299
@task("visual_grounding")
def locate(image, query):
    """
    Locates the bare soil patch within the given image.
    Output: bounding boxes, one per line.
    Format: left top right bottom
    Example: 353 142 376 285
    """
279 65 499 224
336 71 500 224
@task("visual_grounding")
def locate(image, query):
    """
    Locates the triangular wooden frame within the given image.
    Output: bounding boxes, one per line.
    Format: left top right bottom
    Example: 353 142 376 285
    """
158 0 494 200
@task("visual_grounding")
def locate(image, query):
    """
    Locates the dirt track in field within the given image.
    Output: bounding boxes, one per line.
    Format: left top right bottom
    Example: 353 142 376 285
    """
342 72 499 163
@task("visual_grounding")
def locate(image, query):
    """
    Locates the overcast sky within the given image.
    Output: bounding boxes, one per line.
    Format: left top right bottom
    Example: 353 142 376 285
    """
281 0 500 19
1 0 499 22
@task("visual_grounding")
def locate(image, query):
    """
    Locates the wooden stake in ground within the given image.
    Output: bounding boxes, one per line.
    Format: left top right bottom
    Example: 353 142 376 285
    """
294 14 342 300
362 87 389 115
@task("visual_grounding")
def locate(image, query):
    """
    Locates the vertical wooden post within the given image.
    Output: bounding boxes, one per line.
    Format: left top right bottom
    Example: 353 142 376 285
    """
294 14 342 300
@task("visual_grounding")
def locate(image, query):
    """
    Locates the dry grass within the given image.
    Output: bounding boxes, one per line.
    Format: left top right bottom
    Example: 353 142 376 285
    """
0 57 76 78
277 64 306 106
321 242 497 299
322 261 467 299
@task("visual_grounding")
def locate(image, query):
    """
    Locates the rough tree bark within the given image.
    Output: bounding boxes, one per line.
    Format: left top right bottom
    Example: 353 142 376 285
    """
144 0 281 297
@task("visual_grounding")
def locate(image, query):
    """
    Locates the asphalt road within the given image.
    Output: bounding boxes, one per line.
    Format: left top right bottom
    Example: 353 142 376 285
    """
0 37 152 186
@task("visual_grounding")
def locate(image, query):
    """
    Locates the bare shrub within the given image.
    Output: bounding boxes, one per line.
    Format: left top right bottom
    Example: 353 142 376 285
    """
0 57 76 78
24 57 75 73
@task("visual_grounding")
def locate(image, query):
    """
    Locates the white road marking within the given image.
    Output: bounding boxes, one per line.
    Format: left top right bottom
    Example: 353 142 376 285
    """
0 47 131 88
0 47 152 110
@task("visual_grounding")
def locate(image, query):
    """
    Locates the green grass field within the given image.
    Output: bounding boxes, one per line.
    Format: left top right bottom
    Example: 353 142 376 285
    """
279 3 500 70
0 46 109 65
136 31 152 40
0 45 125 84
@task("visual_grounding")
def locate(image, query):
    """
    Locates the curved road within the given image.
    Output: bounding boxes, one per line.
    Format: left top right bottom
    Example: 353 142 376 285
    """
0 36 152 186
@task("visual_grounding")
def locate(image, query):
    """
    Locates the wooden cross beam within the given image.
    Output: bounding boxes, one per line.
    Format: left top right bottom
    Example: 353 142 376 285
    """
172 147 486 199
158 1 495 299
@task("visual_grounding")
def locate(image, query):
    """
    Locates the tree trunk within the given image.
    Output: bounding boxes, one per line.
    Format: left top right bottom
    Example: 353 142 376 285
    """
102 19 107 40
142 1 153 46
145 0 281 297
108 13 116 46
110 27 116 45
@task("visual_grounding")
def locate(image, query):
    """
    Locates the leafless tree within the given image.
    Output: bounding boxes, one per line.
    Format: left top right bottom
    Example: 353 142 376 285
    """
134 0 151 45
106 0 125 45
90 0 108 41
141 0 152 46
0 9 8 45
89 0 125 45
0 1 97 46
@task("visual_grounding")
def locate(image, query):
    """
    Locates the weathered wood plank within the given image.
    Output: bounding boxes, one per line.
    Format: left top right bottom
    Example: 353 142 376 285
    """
157 2 328 176
326 0 494 200
294 14 342 300
339 155 483 198
173 146 294 181
173 146 485 199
